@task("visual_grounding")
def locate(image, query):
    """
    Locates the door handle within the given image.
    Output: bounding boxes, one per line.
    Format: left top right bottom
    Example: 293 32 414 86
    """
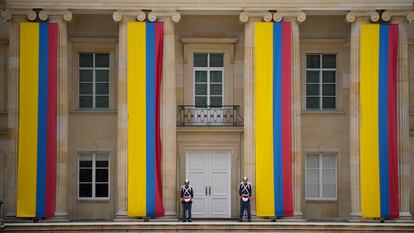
209 186 211 195
205 186 208 196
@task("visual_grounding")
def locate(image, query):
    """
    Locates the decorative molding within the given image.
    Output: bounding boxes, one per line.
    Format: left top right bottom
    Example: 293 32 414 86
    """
147 11 181 23
0 9 36 21
112 10 146 22
239 11 272 23
382 10 414 23
4 1 413 11
345 11 380 23
38 10 73 22
273 11 306 23
180 37 238 44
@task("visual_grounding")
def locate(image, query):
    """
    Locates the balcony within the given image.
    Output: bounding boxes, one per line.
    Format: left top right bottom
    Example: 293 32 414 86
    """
177 105 244 127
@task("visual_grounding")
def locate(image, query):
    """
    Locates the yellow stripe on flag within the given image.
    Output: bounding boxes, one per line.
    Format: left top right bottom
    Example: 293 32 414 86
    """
17 22 39 217
254 22 275 216
360 24 380 218
127 22 147 217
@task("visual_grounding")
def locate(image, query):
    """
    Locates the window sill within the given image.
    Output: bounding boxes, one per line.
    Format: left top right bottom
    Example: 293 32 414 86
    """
77 198 110 202
70 110 117 114
305 199 337 203
302 111 346 115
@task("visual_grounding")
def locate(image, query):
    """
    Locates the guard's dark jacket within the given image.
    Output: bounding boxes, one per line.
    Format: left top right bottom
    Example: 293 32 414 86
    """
180 185 194 203
239 182 252 197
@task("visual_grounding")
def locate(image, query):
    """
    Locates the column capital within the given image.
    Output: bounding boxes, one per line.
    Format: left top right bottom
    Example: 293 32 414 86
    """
273 11 306 23
148 11 181 23
239 11 273 23
112 10 146 22
345 11 380 23
38 10 72 22
0 9 37 21
382 10 414 23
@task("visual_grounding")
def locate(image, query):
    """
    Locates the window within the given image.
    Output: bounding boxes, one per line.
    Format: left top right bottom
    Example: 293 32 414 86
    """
306 54 336 111
193 53 224 108
78 53 110 109
78 152 109 199
305 152 337 200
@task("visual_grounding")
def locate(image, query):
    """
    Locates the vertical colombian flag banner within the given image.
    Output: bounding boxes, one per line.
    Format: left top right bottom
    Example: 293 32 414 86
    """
17 22 58 217
254 22 293 217
127 21 165 217
360 24 399 219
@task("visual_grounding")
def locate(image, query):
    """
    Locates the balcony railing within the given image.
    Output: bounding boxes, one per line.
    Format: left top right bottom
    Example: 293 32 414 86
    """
177 105 244 127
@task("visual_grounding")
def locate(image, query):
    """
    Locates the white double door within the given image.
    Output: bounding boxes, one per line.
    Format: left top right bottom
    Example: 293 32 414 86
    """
185 150 231 218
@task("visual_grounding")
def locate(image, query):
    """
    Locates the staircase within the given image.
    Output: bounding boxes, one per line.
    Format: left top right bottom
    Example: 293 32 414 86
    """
3 221 414 233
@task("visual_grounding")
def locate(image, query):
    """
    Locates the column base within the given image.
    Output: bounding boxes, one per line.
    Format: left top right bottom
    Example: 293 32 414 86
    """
348 212 362 222
45 211 69 222
151 212 179 222
113 211 136 222
348 212 413 223
276 212 304 222
388 212 413 223
252 213 304 222
4 212 32 223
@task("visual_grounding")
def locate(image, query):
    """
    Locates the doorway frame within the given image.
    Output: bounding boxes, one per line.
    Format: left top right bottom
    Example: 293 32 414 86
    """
177 135 242 219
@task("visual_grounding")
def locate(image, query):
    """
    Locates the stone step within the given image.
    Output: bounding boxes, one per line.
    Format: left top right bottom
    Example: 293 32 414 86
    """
3 221 414 233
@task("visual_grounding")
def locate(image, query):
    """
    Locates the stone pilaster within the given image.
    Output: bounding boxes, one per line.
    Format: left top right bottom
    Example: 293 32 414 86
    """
112 10 146 220
239 11 272 215
385 11 413 219
278 11 306 218
345 11 376 219
3 13 26 218
47 10 72 221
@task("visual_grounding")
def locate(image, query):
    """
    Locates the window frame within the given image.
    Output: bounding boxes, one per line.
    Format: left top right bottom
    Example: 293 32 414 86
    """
305 152 337 201
77 152 110 201
78 53 111 110
305 53 337 112
192 53 224 108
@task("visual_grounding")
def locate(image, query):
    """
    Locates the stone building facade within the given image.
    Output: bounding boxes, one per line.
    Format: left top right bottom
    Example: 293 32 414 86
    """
0 0 413 221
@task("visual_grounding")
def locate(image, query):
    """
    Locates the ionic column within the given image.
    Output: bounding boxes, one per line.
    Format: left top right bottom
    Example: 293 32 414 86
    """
239 10 272 215
149 11 181 216
346 11 378 219
383 10 414 219
274 11 306 218
45 10 73 221
1 11 29 218
112 10 146 220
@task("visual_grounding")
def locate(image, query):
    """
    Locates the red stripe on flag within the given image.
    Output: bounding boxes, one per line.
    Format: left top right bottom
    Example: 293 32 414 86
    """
387 24 399 218
154 22 165 217
281 22 293 216
44 23 58 217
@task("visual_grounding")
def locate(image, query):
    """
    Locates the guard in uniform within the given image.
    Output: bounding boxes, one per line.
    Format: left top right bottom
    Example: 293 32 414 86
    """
239 177 252 222
180 179 194 222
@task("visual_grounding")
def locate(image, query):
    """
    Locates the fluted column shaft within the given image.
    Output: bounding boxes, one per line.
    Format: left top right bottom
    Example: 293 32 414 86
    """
349 17 369 218
0 41 6 112
391 16 411 218
49 15 69 219
161 16 178 216
115 16 134 219
5 15 25 218
286 17 303 217
242 16 261 214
